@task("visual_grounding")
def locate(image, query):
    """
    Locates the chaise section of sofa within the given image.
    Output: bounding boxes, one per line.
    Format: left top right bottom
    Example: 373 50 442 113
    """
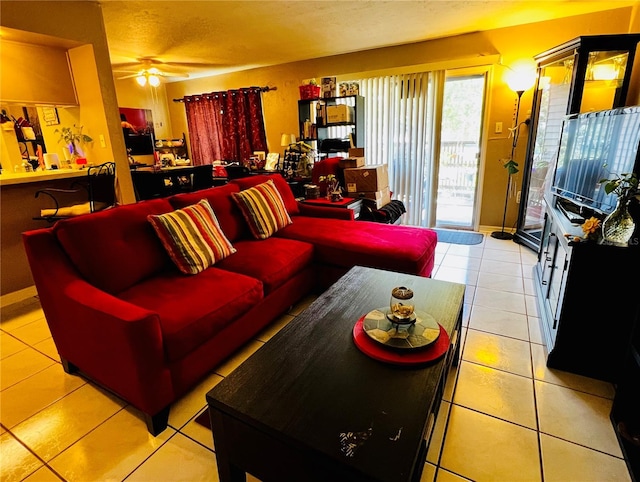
228 174 438 287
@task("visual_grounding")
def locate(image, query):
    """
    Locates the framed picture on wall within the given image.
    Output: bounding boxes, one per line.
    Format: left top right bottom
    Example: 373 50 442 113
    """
42 107 60 126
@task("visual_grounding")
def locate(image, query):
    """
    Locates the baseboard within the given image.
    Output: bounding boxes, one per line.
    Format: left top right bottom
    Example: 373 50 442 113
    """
479 225 515 234
0 285 38 309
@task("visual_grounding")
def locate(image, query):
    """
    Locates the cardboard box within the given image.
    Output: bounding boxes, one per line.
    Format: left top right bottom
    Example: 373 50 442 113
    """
344 164 389 193
338 157 365 168
346 187 391 209
348 147 364 157
326 104 354 123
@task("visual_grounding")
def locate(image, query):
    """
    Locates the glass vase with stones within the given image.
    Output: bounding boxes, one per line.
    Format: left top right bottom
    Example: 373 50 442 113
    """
389 286 415 324
602 198 635 246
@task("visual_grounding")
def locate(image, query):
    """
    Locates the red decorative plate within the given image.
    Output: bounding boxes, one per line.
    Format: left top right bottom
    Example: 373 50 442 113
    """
353 315 450 366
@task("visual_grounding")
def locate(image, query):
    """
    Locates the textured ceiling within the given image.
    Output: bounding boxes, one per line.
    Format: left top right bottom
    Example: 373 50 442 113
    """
100 0 637 81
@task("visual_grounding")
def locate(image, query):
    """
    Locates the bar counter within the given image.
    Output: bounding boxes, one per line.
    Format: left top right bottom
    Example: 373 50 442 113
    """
0 168 87 186
1 168 90 297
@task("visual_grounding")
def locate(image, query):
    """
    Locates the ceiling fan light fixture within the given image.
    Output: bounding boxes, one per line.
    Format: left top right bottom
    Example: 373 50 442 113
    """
148 74 161 87
136 74 147 87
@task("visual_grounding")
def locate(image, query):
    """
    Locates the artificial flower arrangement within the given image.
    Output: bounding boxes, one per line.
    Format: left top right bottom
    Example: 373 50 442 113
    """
564 216 602 244
564 173 639 244
318 174 343 201
565 216 602 244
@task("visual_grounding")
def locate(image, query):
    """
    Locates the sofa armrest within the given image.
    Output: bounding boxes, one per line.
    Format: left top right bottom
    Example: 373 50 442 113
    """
297 202 355 221
22 228 172 415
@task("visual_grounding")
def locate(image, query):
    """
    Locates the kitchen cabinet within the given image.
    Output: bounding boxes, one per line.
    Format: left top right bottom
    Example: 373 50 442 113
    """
533 199 640 383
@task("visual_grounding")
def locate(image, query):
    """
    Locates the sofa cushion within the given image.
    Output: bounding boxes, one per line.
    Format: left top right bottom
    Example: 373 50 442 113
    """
232 180 292 239
231 173 300 215
168 183 248 242
54 198 174 294
216 237 314 294
277 216 437 277
148 199 236 275
118 267 263 362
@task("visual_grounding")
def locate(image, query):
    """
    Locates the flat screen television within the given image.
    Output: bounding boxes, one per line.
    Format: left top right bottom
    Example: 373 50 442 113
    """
551 106 640 216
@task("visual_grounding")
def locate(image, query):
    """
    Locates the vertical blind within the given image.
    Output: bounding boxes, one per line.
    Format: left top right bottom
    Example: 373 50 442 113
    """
357 71 445 227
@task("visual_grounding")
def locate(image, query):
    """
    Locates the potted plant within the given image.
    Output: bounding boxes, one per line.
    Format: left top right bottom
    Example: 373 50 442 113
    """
599 172 639 245
55 125 93 162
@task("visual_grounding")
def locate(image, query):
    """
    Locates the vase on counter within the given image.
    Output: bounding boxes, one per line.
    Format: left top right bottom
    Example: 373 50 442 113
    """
602 198 635 246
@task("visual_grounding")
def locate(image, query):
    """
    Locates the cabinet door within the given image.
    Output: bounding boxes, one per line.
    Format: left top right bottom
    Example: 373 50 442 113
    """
538 215 557 299
548 240 568 330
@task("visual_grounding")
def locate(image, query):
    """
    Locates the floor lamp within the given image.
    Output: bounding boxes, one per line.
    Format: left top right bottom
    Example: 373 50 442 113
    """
491 61 537 240
491 89 526 240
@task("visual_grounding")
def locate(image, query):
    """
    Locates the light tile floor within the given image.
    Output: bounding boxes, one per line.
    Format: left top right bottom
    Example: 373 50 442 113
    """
0 231 631 481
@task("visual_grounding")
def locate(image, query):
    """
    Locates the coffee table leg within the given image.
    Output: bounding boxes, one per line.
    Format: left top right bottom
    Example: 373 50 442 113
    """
216 460 246 482
210 410 247 482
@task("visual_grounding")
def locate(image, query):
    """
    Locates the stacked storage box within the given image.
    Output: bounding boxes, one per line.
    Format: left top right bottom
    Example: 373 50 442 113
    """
343 163 391 209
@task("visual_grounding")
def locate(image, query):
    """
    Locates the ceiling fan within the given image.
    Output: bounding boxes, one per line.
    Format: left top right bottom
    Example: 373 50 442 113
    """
116 67 187 87
112 58 202 86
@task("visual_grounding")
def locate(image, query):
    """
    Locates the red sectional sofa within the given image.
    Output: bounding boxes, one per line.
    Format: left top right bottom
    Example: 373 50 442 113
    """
22 174 437 435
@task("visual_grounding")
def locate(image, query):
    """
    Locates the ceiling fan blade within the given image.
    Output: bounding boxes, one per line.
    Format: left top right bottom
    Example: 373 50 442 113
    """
117 73 141 80
112 61 145 69
158 61 221 69
158 71 190 78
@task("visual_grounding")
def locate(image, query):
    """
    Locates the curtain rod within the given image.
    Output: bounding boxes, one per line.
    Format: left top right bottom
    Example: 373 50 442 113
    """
173 85 276 102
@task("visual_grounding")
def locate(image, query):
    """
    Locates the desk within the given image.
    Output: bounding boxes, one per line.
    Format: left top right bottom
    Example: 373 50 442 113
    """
206 266 464 482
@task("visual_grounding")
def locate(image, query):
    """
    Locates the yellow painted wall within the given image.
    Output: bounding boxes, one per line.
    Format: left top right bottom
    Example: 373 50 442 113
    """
164 6 639 229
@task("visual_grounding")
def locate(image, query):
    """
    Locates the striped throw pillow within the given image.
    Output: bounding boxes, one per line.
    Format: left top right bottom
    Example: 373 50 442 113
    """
148 199 236 275
231 179 292 239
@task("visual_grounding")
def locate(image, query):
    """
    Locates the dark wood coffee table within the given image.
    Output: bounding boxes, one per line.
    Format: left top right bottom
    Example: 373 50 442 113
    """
206 266 465 482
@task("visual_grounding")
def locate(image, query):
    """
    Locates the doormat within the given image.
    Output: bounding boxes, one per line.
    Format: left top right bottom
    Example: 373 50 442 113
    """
433 229 484 245
195 410 211 429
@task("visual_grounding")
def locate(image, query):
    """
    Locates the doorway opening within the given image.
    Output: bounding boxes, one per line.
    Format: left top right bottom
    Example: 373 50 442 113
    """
435 72 487 229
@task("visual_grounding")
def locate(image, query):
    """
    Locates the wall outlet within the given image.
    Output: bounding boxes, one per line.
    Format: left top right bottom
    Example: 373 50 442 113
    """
495 122 503 134
99 134 106 148
516 190 522 203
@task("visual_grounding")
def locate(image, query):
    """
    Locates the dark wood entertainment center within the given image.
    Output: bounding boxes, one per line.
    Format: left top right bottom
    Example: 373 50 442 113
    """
535 195 640 482
518 34 640 481
533 199 640 383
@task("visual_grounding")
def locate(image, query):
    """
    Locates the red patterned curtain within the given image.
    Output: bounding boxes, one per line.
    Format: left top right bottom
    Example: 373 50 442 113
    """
183 87 267 165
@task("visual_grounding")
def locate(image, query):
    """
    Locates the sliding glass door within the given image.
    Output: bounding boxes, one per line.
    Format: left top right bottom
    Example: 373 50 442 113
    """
435 72 487 229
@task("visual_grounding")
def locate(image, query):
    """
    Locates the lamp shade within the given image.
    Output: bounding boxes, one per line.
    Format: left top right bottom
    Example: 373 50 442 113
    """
136 75 147 87
281 133 296 146
506 66 536 93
